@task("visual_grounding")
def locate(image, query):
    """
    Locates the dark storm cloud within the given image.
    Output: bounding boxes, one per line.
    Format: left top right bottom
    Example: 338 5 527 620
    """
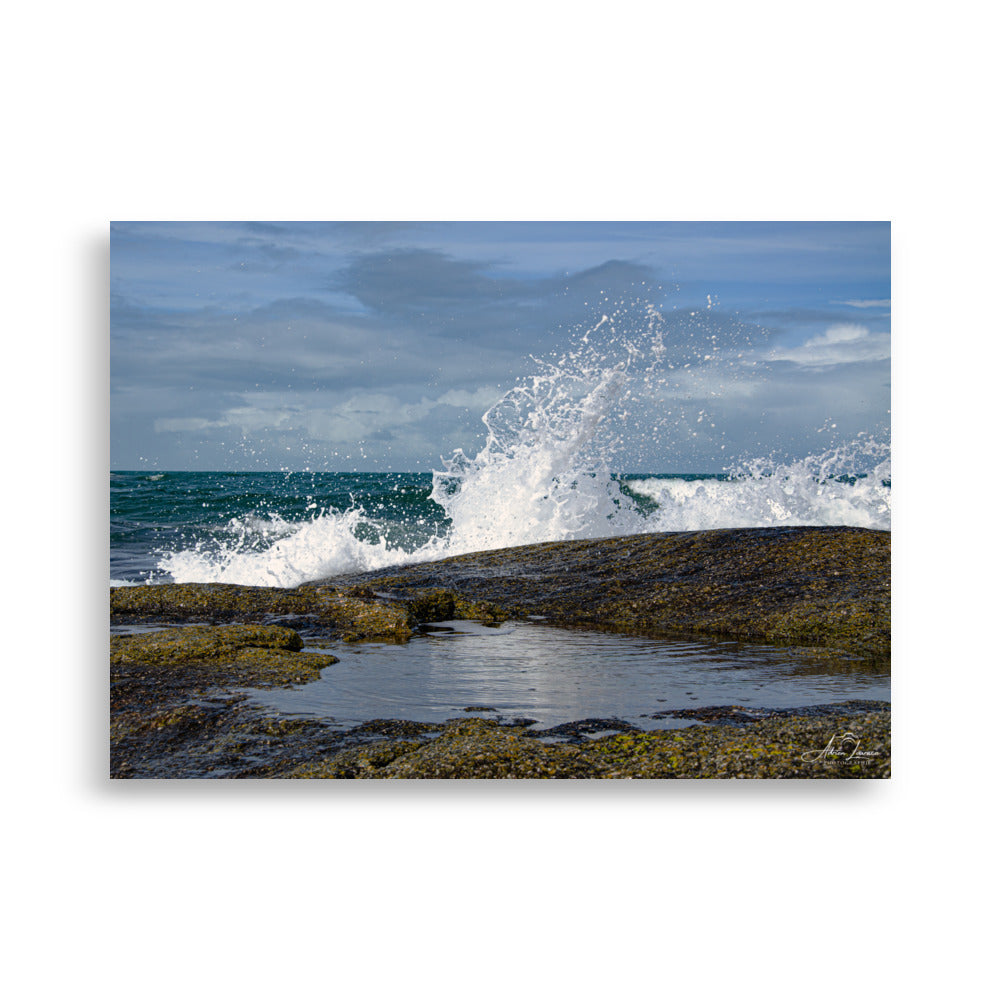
335 249 664 315
542 258 659 294
333 248 508 314
329 250 672 359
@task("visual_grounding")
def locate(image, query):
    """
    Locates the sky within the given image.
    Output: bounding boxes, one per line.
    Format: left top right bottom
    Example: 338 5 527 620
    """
111 221 890 472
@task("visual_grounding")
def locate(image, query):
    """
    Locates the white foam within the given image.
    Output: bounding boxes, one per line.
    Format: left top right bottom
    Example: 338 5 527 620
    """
627 448 890 532
158 507 451 588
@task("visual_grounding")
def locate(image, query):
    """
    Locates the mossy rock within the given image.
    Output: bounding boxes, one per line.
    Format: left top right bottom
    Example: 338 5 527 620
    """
111 583 414 641
327 527 890 659
110 623 337 688
275 709 890 780
572 710 891 778
282 741 425 778
373 718 593 779
111 583 298 620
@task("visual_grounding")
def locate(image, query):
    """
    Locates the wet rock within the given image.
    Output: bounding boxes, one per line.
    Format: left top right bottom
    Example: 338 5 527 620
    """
110 528 891 778
374 718 594 779
110 696 349 779
111 583 301 622
650 699 892 725
277 709 891 779
348 719 441 737
327 527 890 659
658 705 766 724
112 622 304 662
111 582 415 641
283 741 426 779
525 717 644 741
109 623 340 777
111 623 337 688
574 709 891 778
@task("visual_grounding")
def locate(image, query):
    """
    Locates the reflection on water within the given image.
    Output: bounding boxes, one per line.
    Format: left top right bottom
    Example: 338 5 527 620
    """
244 620 890 730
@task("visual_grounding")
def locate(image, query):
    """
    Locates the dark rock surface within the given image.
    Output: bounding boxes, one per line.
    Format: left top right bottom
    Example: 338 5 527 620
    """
325 526 890 659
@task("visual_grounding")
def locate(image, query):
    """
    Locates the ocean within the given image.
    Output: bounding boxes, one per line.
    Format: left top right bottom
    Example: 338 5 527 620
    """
110 462 890 588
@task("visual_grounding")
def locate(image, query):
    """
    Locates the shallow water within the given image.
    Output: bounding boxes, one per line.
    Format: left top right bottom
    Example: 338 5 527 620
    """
243 620 889 731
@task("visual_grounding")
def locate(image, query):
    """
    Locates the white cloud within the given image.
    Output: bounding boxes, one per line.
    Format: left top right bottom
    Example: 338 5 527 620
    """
153 386 504 448
153 417 224 432
435 386 503 411
833 299 891 308
769 323 890 367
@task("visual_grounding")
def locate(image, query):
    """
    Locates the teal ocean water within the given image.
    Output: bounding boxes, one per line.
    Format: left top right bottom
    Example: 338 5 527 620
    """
110 465 890 587
111 470 448 585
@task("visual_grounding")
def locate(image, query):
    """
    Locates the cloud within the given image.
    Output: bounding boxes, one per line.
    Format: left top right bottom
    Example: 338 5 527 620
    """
152 386 504 452
334 249 506 315
435 387 504 411
744 306 873 327
768 323 890 367
833 299 891 308
539 258 659 296
153 417 224 433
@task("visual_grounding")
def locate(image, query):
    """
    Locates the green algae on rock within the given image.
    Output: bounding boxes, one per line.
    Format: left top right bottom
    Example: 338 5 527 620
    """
111 623 338 688
277 710 890 780
109 624 347 778
111 582 415 641
328 526 890 660
110 696 351 779
566 711 891 779
111 528 886 656
283 740 428 779
283 718 593 779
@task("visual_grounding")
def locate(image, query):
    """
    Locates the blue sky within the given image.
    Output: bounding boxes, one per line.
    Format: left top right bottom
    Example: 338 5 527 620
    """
111 221 890 472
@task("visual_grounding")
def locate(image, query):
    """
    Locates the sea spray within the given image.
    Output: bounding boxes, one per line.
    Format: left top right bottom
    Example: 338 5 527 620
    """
625 440 890 532
431 315 648 550
156 507 416 587
143 304 890 587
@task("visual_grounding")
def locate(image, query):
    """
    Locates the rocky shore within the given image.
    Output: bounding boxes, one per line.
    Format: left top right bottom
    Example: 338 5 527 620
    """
332 525 890 660
110 526 890 779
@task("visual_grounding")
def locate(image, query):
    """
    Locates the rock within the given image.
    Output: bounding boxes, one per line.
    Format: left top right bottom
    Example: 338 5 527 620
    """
111 623 338 689
374 718 594 779
276 709 891 779
111 582 415 642
326 526 890 659
110 527 892 778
